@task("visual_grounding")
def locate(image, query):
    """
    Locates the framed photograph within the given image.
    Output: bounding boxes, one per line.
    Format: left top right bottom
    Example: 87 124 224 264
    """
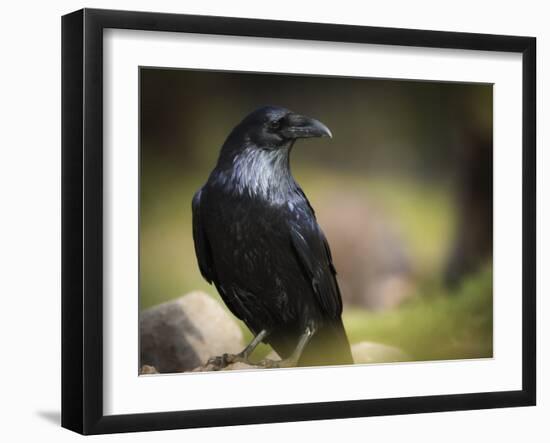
61 8 536 435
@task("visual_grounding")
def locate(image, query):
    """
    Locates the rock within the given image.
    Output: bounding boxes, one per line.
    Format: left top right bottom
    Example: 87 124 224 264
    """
351 341 409 364
192 361 260 372
139 364 159 375
140 291 244 373
265 350 280 360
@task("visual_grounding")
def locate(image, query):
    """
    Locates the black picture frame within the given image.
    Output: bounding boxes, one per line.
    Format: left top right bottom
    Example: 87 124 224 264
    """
61 8 536 435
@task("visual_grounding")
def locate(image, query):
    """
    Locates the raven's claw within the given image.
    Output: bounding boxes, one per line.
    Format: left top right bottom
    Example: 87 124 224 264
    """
206 352 246 370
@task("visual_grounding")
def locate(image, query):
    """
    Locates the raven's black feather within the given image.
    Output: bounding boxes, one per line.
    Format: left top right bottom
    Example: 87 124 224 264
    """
191 189 214 284
191 106 353 366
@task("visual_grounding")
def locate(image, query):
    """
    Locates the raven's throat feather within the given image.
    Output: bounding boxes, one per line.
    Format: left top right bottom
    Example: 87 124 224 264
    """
214 145 297 204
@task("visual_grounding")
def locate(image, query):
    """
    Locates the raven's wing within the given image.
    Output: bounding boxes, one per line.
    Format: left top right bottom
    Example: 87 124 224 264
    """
192 188 215 284
192 189 250 324
290 220 343 319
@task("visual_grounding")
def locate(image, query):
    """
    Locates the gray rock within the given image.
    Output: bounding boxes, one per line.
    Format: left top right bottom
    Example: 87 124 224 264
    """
265 350 280 360
139 364 159 375
140 291 244 373
351 341 409 364
192 361 260 372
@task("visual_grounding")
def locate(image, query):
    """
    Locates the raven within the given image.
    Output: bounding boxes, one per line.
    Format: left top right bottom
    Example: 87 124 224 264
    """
192 106 353 368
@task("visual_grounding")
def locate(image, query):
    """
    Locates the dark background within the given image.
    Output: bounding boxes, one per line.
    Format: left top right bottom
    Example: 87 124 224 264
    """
140 67 493 362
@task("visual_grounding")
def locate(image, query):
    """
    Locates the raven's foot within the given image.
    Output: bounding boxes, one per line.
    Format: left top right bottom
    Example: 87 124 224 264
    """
205 352 250 371
205 329 271 371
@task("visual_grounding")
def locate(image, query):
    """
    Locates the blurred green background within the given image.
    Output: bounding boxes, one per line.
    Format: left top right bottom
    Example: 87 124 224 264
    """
140 67 493 362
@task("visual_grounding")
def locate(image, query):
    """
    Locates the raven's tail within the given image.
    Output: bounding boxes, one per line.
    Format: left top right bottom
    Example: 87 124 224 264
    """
298 319 354 367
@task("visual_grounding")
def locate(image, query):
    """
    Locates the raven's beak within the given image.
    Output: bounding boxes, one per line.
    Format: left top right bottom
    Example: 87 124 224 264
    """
282 113 333 139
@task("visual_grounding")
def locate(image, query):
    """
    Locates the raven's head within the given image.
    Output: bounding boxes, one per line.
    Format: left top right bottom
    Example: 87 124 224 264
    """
229 105 332 150
213 106 332 201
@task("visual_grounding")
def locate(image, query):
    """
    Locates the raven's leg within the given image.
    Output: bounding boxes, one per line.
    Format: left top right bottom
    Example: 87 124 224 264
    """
206 329 269 370
257 325 315 369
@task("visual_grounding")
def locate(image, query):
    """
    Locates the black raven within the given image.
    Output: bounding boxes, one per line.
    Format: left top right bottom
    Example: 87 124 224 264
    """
192 106 353 368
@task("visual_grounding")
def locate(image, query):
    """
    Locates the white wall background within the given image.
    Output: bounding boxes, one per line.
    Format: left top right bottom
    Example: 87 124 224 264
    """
0 1 546 441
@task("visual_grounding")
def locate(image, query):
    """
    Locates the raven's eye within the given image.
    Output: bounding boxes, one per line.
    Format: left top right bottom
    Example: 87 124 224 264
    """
268 119 281 130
